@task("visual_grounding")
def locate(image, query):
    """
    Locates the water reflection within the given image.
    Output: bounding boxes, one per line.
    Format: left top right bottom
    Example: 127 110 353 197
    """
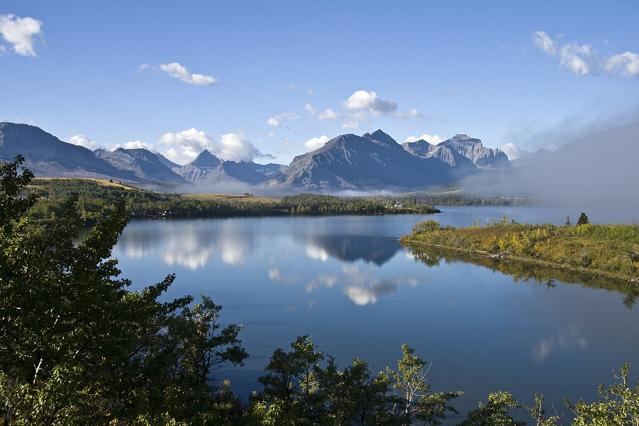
301 265 422 306
406 245 639 309
303 235 401 265
115 220 255 270
532 325 588 363
112 213 639 413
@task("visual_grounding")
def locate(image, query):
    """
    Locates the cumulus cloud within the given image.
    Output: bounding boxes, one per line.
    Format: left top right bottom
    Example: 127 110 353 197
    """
69 134 100 150
159 128 214 164
532 31 639 78
0 14 42 56
404 133 443 144
158 62 218 86
158 128 264 164
217 132 262 162
344 90 398 114
340 90 423 128
304 135 330 151
266 112 299 127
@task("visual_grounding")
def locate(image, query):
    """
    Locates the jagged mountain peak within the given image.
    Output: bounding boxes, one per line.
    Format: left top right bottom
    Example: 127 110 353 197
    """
191 149 222 168
363 129 398 147
439 134 510 170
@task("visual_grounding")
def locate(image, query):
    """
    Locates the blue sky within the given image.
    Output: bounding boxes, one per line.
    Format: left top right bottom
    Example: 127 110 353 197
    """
1 0 638 164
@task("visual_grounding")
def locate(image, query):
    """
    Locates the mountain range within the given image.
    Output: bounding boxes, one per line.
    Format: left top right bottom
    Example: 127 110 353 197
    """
0 121 511 192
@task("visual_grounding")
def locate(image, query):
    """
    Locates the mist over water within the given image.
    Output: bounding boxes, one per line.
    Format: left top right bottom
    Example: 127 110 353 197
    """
461 119 639 216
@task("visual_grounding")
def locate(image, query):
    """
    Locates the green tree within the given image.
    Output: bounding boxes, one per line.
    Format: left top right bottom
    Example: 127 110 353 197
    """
0 157 246 424
526 393 560 426
460 391 524 426
383 344 462 425
577 212 590 226
568 362 639 426
252 336 325 424
315 357 391 425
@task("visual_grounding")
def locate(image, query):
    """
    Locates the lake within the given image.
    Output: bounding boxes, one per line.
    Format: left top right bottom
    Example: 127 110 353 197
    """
112 206 639 417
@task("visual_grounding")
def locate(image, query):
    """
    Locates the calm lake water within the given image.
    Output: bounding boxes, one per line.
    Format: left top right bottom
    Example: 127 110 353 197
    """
112 206 639 417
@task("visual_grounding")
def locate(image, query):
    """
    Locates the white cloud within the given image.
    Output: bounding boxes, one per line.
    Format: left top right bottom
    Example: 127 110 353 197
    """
558 43 595 75
532 31 639 78
266 112 299 127
500 142 525 160
304 135 330 151
532 31 556 55
68 134 100 150
267 117 280 127
605 51 639 77
341 90 422 128
217 132 261 162
0 14 42 56
158 128 264 164
404 133 443 144
305 103 338 121
120 140 151 150
318 108 337 120
396 108 424 119
158 62 218 86
159 128 214 164
344 90 398 114
341 120 360 130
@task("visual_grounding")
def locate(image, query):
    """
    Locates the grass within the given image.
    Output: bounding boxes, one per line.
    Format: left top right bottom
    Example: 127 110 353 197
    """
401 220 639 284
34 177 139 190
180 193 279 203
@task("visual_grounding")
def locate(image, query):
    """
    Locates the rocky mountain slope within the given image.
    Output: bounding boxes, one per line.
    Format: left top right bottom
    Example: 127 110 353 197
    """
1 122 517 192
174 150 278 186
95 148 187 184
268 130 459 191
0 122 135 180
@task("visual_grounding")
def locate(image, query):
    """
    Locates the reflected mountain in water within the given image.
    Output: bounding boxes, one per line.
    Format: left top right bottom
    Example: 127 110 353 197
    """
304 235 402 266
406 245 639 308
115 220 256 270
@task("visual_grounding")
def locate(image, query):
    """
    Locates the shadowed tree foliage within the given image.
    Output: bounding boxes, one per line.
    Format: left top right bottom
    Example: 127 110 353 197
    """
0 156 247 424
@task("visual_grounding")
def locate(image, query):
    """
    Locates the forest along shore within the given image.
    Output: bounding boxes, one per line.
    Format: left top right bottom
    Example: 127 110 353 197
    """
401 218 639 285
27 178 440 224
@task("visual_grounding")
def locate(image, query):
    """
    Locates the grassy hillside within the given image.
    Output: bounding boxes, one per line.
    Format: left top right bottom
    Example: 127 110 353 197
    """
27 178 439 224
401 220 639 283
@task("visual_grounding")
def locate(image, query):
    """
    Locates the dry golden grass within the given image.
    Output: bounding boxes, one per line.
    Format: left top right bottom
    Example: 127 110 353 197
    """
33 177 139 190
402 221 639 283
179 193 279 203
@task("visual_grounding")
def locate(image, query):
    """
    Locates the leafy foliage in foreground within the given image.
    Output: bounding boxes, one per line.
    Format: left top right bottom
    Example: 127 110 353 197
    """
27 178 439 224
2 157 639 425
1 157 248 424
403 219 639 282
